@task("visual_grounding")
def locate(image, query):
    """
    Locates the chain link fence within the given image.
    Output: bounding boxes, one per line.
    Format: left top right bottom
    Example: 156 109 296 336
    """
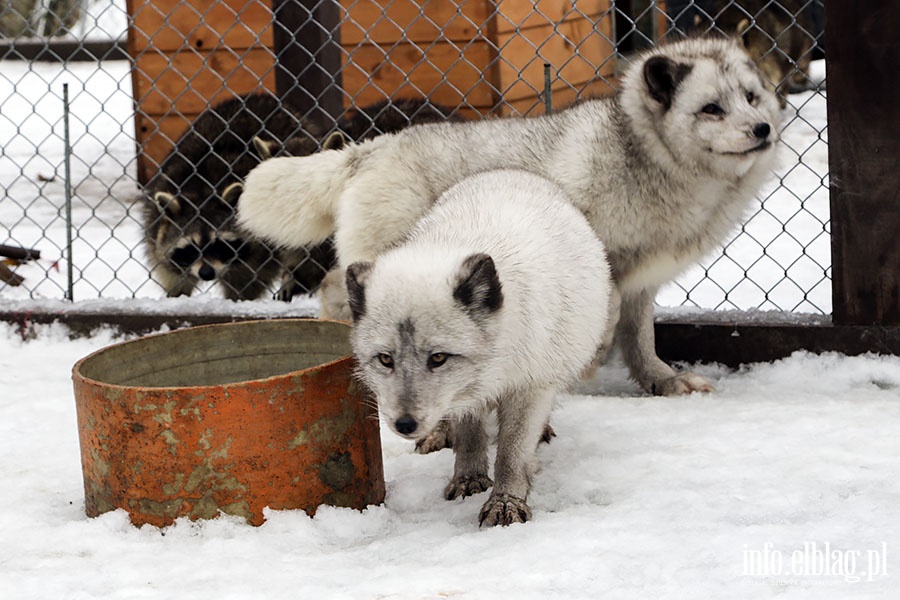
0 0 828 314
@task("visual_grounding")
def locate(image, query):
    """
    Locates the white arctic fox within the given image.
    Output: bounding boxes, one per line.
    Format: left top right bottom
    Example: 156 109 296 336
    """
345 170 611 526
238 36 781 397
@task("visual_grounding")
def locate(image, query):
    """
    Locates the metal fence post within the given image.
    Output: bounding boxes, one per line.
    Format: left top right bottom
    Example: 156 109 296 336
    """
63 82 74 302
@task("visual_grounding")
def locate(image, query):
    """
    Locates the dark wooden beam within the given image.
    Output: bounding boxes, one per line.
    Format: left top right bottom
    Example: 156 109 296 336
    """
3 308 898 368
825 0 900 325
655 319 900 369
0 39 128 62
0 307 315 340
271 0 344 130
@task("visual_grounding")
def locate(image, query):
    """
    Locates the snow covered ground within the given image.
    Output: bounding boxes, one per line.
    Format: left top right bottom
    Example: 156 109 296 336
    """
1 323 898 598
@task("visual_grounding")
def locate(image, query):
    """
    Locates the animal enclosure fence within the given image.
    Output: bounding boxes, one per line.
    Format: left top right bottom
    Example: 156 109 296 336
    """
1 0 897 361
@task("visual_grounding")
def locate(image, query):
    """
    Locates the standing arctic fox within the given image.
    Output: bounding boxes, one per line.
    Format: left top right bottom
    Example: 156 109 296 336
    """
238 36 781 397
346 170 611 526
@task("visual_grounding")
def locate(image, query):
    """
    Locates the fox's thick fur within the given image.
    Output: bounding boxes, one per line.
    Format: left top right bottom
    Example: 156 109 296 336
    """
346 170 611 526
238 36 782 396
695 0 817 102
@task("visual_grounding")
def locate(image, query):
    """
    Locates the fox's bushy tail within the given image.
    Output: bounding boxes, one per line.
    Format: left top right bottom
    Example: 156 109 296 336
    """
237 151 349 248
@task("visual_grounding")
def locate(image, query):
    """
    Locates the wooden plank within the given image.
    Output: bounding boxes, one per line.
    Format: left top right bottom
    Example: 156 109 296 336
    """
493 0 611 34
339 0 611 43
339 0 491 45
655 320 900 369
0 39 129 61
825 0 900 325
497 76 616 117
342 13 615 110
341 41 497 108
132 47 276 115
134 113 198 181
129 0 274 52
492 16 615 101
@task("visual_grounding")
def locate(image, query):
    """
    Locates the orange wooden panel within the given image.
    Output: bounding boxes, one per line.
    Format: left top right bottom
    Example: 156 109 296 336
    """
135 112 196 181
339 0 612 43
497 76 617 117
133 47 276 115
492 16 615 102
339 0 491 45
341 41 497 108
128 0 274 52
493 0 611 33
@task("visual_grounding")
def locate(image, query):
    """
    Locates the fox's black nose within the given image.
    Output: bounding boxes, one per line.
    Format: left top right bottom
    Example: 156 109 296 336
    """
198 264 216 281
752 122 771 139
394 415 418 436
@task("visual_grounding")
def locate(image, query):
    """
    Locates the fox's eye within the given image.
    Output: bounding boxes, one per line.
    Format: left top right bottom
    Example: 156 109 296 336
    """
701 103 725 116
746 91 757 104
377 353 394 369
428 353 448 369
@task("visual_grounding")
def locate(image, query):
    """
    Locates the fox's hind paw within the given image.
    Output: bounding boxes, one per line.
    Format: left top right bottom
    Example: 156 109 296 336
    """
651 372 715 395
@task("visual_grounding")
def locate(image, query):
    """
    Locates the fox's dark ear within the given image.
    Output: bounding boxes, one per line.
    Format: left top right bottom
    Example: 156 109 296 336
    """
453 253 503 319
346 262 373 322
643 56 692 110
153 191 181 216
221 182 243 206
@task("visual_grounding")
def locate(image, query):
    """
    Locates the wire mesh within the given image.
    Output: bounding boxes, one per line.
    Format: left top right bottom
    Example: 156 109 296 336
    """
0 0 829 314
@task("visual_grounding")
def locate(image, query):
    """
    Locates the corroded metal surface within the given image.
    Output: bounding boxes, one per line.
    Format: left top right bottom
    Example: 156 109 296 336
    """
72 319 384 527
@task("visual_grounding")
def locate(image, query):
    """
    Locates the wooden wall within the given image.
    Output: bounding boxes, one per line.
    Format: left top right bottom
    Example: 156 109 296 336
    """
128 0 616 184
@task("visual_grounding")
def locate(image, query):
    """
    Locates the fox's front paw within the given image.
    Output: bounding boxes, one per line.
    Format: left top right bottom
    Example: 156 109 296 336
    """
478 493 532 527
415 421 453 454
652 372 715 395
444 474 492 501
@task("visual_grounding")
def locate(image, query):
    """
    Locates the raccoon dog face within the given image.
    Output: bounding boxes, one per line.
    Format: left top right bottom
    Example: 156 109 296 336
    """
148 182 264 289
631 38 782 178
345 252 502 439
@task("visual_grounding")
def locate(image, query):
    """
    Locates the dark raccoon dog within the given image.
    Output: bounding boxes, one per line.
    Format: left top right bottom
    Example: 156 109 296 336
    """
695 0 817 105
255 98 463 157
337 97 464 143
254 98 466 301
142 92 321 300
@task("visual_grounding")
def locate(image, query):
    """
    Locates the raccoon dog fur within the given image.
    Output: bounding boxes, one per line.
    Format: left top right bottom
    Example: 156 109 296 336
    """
239 36 782 397
247 98 465 300
336 98 464 144
142 92 326 300
346 169 611 526
694 0 817 104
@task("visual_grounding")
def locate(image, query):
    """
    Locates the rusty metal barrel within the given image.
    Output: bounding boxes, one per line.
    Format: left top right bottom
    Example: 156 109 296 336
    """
72 319 384 527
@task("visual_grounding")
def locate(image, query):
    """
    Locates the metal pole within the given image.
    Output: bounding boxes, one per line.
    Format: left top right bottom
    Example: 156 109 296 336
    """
63 83 74 302
543 63 552 114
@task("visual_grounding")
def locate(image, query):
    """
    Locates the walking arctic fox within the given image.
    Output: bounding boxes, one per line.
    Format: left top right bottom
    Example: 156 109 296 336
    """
346 170 611 526
238 36 781 397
